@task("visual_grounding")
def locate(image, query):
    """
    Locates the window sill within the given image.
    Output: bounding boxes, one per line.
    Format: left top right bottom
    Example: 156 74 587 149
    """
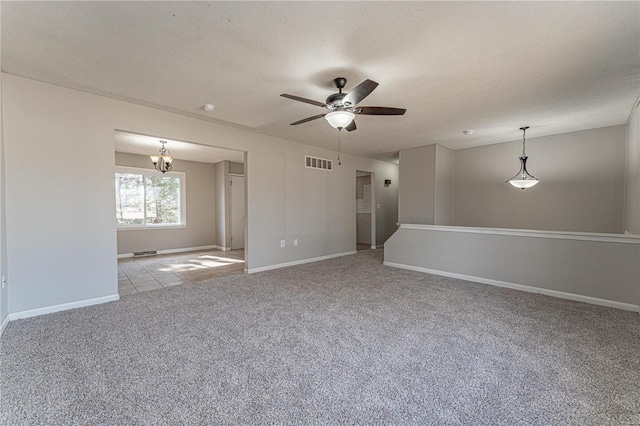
117 224 186 231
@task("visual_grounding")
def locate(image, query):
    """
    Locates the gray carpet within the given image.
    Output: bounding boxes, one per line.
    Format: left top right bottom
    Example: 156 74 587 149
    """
1 250 639 425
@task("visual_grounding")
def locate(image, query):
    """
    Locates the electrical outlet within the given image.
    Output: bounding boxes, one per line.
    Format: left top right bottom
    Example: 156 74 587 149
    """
294 239 298 246
377 203 381 209
280 240 286 248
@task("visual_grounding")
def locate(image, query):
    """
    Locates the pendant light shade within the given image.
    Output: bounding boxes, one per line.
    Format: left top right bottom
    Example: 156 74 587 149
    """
507 126 538 189
325 110 355 130
150 140 173 174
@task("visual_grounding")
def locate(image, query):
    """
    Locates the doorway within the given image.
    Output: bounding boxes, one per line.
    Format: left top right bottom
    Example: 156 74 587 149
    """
113 130 248 296
356 170 376 251
230 174 245 250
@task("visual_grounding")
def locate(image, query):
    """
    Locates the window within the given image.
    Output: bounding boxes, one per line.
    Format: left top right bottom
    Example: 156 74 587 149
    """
115 167 185 229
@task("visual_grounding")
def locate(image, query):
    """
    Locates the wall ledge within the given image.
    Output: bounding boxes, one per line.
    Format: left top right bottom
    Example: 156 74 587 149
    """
384 261 639 312
398 224 640 245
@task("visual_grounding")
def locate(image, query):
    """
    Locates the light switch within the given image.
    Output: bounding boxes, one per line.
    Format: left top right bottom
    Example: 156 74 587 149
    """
294 239 298 246
280 240 286 248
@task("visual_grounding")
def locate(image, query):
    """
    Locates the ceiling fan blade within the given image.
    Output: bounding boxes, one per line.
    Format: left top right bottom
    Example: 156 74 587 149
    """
280 94 326 108
345 120 356 132
342 79 379 106
290 113 326 125
355 106 406 115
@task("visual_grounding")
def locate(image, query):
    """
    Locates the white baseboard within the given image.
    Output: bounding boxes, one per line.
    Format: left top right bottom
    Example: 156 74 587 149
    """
118 245 228 258
246 251 357 274
8 294 120 321
0 314 9 336
383 261 640 312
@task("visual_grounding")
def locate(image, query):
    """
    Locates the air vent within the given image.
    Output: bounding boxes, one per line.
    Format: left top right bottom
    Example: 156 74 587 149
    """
133 250 157 257
305 156 333 171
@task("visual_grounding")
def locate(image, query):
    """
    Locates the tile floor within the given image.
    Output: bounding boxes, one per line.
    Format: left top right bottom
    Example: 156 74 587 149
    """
118 249 245 296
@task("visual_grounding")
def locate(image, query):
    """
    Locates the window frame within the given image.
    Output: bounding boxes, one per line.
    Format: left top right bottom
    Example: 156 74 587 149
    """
115 166 187 230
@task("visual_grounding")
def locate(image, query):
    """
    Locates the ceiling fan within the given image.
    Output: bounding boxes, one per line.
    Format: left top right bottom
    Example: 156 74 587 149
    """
281 77 406 131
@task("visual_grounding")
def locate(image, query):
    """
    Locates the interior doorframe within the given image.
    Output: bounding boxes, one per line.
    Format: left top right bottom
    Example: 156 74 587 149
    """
356 170 376 249
229 171 245 251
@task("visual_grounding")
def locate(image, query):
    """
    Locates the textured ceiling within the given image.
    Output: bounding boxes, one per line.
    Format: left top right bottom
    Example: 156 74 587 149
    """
2 1 639 160
114 131 244 164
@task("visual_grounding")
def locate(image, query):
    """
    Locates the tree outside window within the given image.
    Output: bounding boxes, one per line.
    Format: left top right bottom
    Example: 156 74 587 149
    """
115 168 184 227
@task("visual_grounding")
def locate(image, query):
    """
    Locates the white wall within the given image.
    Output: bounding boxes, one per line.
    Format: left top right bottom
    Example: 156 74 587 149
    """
1 73 398 314
453 126 626 233
624 100 640 235
115 152 216 255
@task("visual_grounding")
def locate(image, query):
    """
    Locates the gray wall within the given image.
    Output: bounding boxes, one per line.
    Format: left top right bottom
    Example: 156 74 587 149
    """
213 160 245 249
398 145 436 224
229 161 244 175
453 126 626 233
351 163 399 247
377 168 399 245
385 225 640 307
214 161 227 248
398 144 453 226
115 152 216 255
2 73 398 314
624 101 640 235
434 145 454 226
0 68 7 326
356 175 372 245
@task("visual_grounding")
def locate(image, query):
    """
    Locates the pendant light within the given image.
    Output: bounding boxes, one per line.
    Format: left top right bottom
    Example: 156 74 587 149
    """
506 126 538 189
150 140 173 174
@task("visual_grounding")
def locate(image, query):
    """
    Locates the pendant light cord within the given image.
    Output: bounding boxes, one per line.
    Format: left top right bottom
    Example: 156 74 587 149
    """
521 127 527 156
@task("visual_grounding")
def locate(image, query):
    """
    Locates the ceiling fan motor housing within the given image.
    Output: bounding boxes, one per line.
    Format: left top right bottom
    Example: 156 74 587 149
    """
326 92 347 107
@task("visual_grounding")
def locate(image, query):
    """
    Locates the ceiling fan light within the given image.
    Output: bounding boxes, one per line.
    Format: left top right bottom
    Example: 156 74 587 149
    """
325 111 355 129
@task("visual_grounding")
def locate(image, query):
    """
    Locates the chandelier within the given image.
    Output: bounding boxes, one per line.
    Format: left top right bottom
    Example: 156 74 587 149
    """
150 140 173 174
506 126 539 189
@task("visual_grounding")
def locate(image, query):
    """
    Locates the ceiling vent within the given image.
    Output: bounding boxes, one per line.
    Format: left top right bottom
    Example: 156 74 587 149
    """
305 156 333 171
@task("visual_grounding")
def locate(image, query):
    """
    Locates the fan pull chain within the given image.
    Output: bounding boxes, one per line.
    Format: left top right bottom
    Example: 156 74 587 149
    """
338 131 342 166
